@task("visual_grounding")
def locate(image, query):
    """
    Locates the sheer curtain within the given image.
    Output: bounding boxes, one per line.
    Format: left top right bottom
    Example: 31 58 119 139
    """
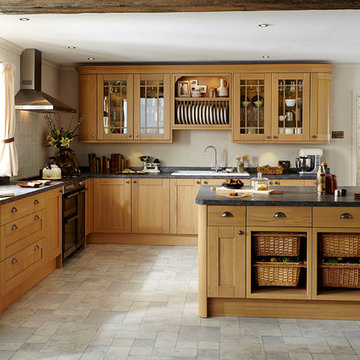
0 63 18 176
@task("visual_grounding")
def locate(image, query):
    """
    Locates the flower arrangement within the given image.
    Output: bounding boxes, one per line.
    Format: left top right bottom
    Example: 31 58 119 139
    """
44 113 83 152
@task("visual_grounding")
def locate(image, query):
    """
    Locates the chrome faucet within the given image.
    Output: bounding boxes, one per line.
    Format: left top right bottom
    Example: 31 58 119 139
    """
203 145 220 172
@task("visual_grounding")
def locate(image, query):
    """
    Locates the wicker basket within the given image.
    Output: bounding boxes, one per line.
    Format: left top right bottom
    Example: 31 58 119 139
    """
320 263 360 288
319 233 360 257
258 166 284 175
253 262 303 287
253 233 301 256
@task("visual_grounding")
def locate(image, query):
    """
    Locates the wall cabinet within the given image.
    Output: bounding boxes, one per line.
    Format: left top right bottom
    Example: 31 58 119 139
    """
93 178 131 233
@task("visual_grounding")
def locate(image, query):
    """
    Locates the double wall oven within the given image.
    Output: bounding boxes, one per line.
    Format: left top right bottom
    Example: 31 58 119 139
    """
62 180 86 259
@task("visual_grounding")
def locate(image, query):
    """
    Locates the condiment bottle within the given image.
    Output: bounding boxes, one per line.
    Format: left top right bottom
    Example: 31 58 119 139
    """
316 163 326 195
330 175 337 194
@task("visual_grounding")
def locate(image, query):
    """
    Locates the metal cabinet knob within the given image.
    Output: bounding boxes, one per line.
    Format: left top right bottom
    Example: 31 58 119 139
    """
273 212 286 218
133 180 137 184
203 181 208 184
34 199 39 205
340 213 353 219
275 181 280 185
11 258 18 265
11 207 17 213
238 230 243 235
221 211 233 218
92 134 95 138
128 134 132 138
312 135 317 139
135 135 139 138
196 180 201 184
34 215 39 221
34 245 40 251
269 181 273 185
11 224 18 231
266 136 271 139
125 180 130 184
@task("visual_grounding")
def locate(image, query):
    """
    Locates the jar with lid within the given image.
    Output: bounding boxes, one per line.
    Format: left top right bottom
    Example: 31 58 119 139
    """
250 172 270 191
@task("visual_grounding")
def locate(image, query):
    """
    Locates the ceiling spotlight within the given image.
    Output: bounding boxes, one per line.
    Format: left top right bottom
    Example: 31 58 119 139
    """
88 57 95 61
67 46 76 50
259 23 270 28
262 55 270 59
19 17 30 21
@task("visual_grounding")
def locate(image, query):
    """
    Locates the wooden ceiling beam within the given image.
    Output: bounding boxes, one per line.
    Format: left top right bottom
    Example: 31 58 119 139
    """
0 0 359 14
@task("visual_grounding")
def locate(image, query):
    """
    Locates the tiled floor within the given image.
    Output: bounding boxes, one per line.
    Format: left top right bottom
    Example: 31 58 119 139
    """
1 244 360 360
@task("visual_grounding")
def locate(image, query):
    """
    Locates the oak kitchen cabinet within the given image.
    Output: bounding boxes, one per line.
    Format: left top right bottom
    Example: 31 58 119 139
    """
77 71 172 143
0 189 62 311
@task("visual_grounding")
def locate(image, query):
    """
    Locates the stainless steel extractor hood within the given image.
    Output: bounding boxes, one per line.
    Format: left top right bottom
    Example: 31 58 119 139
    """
15 49 76 113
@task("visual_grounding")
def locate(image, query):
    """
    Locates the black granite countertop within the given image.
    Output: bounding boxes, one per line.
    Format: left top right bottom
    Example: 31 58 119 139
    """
196 186 360 207
0 182 63 205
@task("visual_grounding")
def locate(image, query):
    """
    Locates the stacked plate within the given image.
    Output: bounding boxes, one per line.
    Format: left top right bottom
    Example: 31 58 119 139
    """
176 102 229 125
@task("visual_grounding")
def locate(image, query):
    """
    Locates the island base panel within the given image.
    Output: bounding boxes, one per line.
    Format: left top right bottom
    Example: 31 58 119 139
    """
208 298 360 320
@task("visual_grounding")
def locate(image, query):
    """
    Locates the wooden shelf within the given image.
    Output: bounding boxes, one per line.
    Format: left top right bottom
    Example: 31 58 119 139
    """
248 286 308 300
172 124 231 130
316 288 360 301
175 97 230 101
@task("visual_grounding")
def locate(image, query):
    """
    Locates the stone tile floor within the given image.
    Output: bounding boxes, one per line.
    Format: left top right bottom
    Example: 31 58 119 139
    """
0 244 360 359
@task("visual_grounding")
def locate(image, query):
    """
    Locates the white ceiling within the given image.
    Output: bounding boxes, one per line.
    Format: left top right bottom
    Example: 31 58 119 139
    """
0 10 359 65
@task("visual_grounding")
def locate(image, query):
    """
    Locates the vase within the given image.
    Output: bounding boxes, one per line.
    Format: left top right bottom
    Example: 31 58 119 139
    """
56 149 78 178
217 78 229 97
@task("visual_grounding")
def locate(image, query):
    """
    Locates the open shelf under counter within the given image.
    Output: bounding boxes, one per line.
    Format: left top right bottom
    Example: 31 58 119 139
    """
248 286 308 300
316 288 360 301
175 97 230 101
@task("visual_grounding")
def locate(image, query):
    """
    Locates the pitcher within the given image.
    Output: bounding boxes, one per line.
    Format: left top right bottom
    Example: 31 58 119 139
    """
217 78 229 97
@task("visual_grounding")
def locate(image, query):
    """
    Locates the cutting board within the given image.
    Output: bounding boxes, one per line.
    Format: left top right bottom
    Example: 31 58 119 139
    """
216 186 280 195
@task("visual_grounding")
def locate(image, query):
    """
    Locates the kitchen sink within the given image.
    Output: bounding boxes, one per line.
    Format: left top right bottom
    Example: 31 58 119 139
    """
171 170 250 177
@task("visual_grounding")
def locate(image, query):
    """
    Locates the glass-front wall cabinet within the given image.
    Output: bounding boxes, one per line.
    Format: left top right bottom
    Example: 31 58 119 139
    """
98 74 134 140
134 74 170 141
233 74 271 141
272 73 310 141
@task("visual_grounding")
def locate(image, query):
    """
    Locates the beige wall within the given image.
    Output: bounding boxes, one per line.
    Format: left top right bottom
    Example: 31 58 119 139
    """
60 64 358 186
0 39 60 179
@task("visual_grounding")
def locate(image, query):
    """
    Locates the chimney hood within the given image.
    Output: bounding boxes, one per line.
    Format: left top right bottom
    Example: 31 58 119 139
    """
15 49 76 113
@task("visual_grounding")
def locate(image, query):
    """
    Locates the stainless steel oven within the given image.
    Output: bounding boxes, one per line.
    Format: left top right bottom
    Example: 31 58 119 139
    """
62 180 86 260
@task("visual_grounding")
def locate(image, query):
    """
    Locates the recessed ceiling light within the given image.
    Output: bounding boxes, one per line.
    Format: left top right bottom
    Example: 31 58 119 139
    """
19 17 30 21
259 23 270 28
262 55 270 59
67 46 76 50
88 57 95 61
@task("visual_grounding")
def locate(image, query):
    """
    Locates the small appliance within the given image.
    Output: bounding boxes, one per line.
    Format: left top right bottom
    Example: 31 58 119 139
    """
139 156 161 174
295 148 323 175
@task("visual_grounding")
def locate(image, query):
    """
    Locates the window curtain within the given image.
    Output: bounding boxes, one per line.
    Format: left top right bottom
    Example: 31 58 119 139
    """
0 63 18 176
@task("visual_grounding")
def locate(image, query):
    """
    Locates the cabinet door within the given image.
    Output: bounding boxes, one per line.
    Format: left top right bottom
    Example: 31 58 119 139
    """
208 226 245 298
93 178 131 233
133 74 171 141
272 73 310 142
233 73 272 141
170 179 201 235
44 188 62 263
310 73 331 142
78 74 97 142
132 178 170 234
98 74 134 141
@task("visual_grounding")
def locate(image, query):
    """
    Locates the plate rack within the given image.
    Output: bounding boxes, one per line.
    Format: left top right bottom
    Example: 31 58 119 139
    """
173 98 231 129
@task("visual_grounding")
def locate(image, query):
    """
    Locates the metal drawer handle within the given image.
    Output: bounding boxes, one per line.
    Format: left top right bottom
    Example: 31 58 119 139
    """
11 207 17 213
34 245 40 251
11 258 18 265
11 224 18 231
273 212 286 218
238 230 243 235
34 199 39 205
125 180 130 184
34 215 40 221
340 213 353 219
221 211 233 218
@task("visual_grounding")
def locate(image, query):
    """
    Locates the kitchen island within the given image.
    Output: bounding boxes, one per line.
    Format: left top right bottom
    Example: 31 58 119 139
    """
196 186 360 320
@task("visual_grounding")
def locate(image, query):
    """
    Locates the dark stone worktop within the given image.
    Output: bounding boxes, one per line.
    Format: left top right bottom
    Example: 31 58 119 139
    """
196 186 360 207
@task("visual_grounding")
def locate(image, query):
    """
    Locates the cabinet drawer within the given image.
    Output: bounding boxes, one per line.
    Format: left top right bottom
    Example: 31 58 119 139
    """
1 210 44 261
5 239 43 284
313 207 360 228
269 180 305 186
1 193 45 224
247 206 312 227
208 206 246 226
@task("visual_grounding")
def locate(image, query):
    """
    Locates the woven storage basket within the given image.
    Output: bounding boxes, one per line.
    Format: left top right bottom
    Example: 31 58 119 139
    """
258 166 284 175
254 262 302 287
319 233 360 257
254 233 301 256
320 263 360 288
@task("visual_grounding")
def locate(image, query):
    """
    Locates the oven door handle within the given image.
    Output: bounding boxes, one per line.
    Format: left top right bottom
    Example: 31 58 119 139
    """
64 214 79 224
80 189 87 194
64 191 81 199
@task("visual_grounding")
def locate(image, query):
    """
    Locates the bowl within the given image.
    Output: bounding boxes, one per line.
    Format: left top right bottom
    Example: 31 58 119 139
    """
222 182 244 189
285 99 296 107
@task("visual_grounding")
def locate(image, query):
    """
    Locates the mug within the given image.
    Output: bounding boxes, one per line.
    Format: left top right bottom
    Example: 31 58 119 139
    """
279 115 285 122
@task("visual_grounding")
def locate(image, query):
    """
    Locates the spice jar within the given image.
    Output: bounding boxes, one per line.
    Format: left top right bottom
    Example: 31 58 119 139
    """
209 87 217 97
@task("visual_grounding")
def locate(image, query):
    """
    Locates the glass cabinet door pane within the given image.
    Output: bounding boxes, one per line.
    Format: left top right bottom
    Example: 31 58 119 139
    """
139 79 164 135
278 79 303 135
103 80 128 135
239 79 265 135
